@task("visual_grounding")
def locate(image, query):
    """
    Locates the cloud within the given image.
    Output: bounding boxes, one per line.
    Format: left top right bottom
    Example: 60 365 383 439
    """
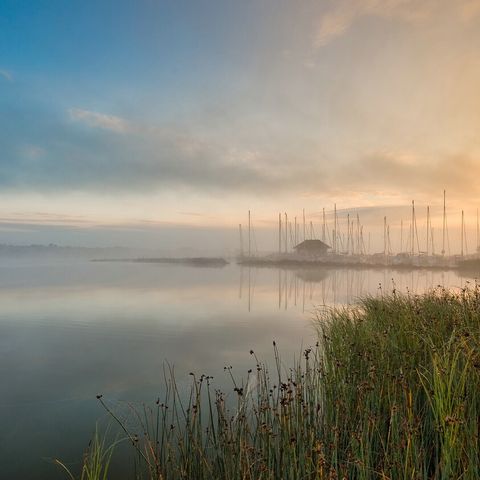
0 69 13 82
313 4 357 47
339 150 480 200
68 108 131 133
0 101 322 195
313 0 474 47
2 97 479 203
313 0 426 47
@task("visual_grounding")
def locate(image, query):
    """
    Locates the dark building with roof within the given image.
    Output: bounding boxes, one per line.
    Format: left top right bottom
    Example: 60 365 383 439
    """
293 239 330 256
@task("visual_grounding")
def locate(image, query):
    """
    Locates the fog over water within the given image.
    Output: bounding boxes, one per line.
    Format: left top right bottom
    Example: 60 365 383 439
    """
0 257 473 479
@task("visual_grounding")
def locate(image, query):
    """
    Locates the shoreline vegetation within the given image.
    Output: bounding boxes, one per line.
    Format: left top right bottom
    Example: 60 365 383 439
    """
64 286 480 479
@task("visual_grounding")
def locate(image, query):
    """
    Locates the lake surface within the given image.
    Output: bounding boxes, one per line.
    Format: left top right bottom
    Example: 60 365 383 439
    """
0 259 473 479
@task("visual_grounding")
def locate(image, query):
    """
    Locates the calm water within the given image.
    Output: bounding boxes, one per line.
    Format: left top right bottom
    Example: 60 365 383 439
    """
0 259 472 478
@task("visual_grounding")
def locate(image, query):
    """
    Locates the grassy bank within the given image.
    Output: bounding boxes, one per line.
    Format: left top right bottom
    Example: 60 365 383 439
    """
68 286 480 479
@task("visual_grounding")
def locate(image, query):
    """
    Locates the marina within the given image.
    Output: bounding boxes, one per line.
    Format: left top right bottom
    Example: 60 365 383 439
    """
237 192 480 274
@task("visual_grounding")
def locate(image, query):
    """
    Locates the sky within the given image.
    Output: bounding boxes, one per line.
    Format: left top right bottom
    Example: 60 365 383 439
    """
1 0 480 252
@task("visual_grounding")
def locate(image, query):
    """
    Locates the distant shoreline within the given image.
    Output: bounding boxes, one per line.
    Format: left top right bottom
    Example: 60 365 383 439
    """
91 257 229 267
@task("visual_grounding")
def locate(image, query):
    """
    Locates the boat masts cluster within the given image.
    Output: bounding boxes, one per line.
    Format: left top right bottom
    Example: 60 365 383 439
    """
239 191 480 258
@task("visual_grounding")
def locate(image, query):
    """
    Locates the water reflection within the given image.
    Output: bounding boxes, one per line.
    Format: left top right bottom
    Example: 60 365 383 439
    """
0 260 473 479
237 265 466 313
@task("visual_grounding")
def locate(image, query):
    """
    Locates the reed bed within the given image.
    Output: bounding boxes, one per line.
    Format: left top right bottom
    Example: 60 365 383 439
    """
70 286 480 479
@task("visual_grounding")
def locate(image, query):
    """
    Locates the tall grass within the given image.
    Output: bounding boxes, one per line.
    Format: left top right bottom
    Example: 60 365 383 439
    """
72 286 480 479
55 425 119 480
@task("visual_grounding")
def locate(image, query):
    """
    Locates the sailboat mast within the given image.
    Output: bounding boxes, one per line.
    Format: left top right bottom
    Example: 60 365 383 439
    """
303 208 306 242
294 216 297 247
239 224 243 257
356 213 360 254
413 201 420 255
360 225 364 255
442 190 446 256
334 204 337 254
322 208 326 243
248 210 251 257
426 206 430 256
351 217 355 254
384 216 387 256
465 213 468 255
347 213 351 254
400 219 403 253
477 208 479 254
387 224 391 256
284 212 288 253
411 201 415 256
461 210 464 257
278 213 281 255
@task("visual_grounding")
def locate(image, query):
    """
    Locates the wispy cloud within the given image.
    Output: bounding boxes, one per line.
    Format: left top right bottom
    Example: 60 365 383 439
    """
313 0 473 47
313 3 360 47
68 108 131 133
0 69 13 82
0 213 91 226
1 102 304 194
